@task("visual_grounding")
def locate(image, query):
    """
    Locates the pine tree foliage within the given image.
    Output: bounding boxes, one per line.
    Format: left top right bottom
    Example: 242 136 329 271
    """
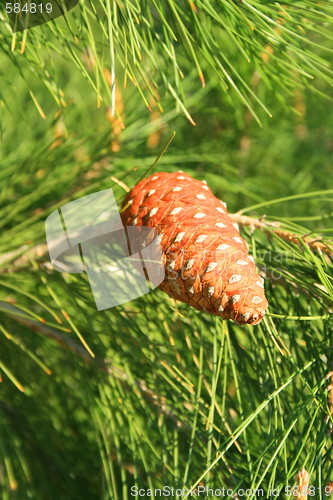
0 1 333 499
1 1 333 124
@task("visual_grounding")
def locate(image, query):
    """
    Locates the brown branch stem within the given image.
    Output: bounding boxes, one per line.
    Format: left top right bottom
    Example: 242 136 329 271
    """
0 213 331 273
229 213 333 257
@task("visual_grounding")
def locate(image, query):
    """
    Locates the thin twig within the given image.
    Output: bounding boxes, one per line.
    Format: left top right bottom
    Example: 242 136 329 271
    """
0 243 48 271
229 213 333 257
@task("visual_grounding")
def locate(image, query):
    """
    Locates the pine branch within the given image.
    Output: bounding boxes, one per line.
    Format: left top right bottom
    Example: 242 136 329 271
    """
0 210 331 276
229 213 333 258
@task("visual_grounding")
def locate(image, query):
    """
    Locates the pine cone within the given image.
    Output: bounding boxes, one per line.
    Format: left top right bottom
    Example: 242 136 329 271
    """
121 172 268 325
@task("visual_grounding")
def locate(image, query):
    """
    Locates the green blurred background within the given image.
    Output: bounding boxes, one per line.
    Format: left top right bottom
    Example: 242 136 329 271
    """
0 1 333 499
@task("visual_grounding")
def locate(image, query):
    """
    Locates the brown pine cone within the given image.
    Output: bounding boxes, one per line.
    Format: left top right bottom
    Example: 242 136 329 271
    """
121 171 268 325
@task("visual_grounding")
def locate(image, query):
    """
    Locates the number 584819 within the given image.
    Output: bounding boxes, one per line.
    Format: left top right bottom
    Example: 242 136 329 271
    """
5 3 53 14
